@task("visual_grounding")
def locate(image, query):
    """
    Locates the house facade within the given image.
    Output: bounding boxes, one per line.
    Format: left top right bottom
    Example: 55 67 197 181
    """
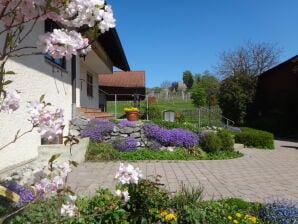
0 21 129 172
98 70 146 111
249 55 298 136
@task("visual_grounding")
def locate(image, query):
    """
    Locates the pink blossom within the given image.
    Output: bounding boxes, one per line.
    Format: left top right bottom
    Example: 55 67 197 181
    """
27 101 64 141
0 89 20 113
37 29 91 59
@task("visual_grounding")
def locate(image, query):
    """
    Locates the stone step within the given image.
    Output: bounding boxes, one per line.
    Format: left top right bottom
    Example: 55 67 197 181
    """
76 107 114 120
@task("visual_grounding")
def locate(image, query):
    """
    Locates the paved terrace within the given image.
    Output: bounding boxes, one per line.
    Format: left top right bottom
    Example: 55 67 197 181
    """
68 140 298 202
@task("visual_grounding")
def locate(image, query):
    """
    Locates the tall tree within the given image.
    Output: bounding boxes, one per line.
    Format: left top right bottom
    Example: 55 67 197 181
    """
183 70 194 90
216 41 281 77
193 73 201 83
218 73 257 125
191 74 219 107
170 81 178 92
160 81 171 89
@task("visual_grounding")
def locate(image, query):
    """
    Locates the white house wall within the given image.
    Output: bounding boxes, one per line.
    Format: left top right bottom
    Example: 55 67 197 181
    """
0 22 73 172
78 51 113 108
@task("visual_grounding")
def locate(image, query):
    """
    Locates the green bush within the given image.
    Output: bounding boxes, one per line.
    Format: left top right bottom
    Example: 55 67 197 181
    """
140 106 162 120
6 191 128 224
217 130 234 151
124 178 170 223
86 141 120 161
200 132 222 153
170 185 204 224
235 127 274 149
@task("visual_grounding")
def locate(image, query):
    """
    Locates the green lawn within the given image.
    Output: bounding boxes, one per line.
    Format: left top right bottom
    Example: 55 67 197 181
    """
107 99 196 118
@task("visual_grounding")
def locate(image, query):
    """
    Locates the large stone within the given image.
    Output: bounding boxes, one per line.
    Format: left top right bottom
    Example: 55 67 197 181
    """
130 132 141 138
113 126 120 132
119 127 134 134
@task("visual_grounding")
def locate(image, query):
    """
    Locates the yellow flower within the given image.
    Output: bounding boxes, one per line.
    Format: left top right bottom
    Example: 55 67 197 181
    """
124 107 139 112
235 213 242 218
228 215 233 220
249 216 257 223
165 213 177 221
160 210 168 217
244 214 257 223
233 220 239 224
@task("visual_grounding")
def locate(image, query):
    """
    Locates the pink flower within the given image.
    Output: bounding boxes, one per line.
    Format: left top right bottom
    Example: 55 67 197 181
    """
0 89 20 113
27 100 64 141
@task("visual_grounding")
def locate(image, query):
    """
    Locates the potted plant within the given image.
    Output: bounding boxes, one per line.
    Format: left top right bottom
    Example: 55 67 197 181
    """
124 107 139 121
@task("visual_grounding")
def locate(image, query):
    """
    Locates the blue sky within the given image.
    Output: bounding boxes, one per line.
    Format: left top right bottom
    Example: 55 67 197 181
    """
109 0 298 88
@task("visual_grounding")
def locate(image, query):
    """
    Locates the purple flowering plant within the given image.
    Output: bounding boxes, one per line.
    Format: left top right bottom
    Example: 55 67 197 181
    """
143 123 199 148
229 126 241 132
113 137 138 151
260 198 298 224
81 118 115 142
7 184 35 207
118 119 136 128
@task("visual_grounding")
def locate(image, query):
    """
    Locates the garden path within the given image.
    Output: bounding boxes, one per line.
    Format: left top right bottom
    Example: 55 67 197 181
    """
67 139 298 202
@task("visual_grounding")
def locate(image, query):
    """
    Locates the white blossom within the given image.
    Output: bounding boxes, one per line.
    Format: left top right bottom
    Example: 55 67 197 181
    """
115 189 130 202
60 194 77 217
115 163 143 185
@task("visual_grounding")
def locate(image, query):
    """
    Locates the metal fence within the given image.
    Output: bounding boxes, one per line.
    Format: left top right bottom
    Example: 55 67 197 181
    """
105 94 234 129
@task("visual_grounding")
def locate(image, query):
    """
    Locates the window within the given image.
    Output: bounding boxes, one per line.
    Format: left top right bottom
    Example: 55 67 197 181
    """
44 19 66 69
87 73 93 97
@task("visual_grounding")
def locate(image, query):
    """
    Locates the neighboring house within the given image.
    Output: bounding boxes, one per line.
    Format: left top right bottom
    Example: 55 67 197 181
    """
249 55 298 136
98 71 146 111
0 20 129 172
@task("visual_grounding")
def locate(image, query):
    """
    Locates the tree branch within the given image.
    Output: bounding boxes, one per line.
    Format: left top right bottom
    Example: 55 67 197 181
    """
0 126 35 151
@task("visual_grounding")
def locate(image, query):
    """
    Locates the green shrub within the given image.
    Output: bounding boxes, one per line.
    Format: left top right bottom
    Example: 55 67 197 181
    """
217 130 234 151
124 178 170 223
221 198 251 210
86 141 120 161
206 151 243 160
5 197 62 224
6 191 128 224
171 185 204 224
200 132 222 153
140 106 162 120
117 148 204 161
235 127 274 149
170 185 204 209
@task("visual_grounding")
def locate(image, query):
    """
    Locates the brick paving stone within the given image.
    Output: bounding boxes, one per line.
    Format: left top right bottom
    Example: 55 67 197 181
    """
67 140 298 202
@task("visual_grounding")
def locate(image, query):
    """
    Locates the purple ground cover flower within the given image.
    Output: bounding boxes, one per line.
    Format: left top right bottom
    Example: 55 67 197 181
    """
143 123 199 148
81 118 114 142
229 126 241 132
118 119 136 127
7 184 35 206
113 136 138 151
260 199 298 224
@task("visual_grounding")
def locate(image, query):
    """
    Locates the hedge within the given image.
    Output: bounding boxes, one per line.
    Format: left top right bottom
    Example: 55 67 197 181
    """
234 127 274 149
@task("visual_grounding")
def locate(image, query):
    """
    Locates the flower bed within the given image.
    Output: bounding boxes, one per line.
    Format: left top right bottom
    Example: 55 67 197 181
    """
2 162 296 223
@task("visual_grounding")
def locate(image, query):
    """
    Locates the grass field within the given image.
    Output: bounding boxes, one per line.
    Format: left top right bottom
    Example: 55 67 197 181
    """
107 99 196 117
107 99 225 127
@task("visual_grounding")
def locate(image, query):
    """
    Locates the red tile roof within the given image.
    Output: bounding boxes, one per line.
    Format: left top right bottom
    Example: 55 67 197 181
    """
98 71 145 87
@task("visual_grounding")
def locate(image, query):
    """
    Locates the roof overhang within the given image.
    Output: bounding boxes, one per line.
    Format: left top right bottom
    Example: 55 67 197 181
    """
98 28 130 71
